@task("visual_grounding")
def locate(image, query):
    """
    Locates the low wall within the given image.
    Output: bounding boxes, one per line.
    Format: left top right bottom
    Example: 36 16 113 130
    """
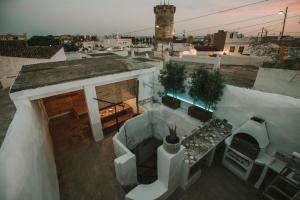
0 103 59 200
253 68 300 99
113 127 138 186
197 51 222 56
133 47 153 53
215 85 300 155
170 54 264 67
171 55 218 65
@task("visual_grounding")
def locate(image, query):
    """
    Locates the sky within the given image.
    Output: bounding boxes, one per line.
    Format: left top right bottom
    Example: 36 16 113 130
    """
0 0 299 37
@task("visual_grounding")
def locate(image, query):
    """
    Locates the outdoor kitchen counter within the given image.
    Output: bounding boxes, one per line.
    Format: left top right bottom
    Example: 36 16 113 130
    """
182 118 233 167
180 118 232 190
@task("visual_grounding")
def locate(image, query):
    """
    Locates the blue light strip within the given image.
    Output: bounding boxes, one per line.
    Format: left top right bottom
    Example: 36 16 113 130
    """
166 92 214 112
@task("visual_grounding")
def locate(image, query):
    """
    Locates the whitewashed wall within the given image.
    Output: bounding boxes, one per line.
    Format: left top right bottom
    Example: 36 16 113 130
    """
253 68 300 99
215 85 300 155
0 48 66 89
138 70 160 101
197 51 223 56
170 55 218 66
171 54 263 68
133 47 153 53
0 102 59 200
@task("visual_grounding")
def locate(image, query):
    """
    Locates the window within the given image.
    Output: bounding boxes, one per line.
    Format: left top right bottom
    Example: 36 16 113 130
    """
229 46 235 52
230 33 234 38
238 46 245 54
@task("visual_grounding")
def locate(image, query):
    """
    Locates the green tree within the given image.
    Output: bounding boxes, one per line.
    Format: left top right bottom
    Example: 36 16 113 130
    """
28 35 60 46
159 62 186 97
189 68 225 110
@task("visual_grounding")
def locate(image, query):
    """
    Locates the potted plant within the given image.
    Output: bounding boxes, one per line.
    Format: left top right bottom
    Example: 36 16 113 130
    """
159 62 186 109
163 124 181 154
188 68 225 122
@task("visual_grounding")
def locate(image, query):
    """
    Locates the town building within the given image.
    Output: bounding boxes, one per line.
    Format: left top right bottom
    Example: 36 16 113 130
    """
213 30 251 55
0 34 27 41
82 38 132 51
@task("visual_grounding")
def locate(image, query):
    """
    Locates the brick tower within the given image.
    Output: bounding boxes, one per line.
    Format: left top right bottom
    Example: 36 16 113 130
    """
154 1 176 42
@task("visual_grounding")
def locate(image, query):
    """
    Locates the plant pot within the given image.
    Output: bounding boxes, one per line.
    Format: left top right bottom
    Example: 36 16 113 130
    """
163 136 181 154
188 105 212 122
162 96 181 109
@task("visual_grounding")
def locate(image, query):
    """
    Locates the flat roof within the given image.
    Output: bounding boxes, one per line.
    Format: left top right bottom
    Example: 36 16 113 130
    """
11 56 155 93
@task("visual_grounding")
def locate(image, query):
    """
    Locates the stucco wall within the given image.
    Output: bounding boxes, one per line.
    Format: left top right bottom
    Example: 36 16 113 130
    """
253 68 300 99
170 55 218 65
0 48 66 89
0 102 59 200
215 85 300 155
170 54 265 67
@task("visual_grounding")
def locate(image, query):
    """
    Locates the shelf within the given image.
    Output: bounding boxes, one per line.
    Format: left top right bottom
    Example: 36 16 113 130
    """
100 103 131 120
264 186 290 200
224 156 247 174
271 185 292 199
102 112 133 129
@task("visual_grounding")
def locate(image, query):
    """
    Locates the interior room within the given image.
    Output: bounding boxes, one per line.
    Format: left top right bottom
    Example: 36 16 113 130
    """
42 89 93 152
95 79 138 133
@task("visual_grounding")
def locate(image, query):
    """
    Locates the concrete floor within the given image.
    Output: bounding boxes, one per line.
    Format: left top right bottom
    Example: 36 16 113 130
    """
49 114 125 200
168 150 262 200
0 89 16 146
49 113 261 200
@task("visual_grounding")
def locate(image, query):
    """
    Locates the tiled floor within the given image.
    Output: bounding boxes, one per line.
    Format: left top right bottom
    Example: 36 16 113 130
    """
49 113 261 200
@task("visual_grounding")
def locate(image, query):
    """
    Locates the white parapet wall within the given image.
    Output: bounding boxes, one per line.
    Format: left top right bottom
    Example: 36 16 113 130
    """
113 110 170 186
126 146 185 200
214 85 300 155
113 106 200 199
0 102 59 200
170 55 219 67
170 54 264 68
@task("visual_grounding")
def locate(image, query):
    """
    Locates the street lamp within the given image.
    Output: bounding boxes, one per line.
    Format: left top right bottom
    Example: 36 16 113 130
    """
278 7 288 43
277 7 288 63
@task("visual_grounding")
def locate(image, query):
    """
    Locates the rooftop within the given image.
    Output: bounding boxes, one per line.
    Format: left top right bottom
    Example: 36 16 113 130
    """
10 56 155 93
0 40 61 59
